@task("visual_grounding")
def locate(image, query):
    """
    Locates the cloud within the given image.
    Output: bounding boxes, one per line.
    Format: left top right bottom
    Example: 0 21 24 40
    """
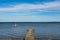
0 1 60 12
0 16 60 22
0 0 60 22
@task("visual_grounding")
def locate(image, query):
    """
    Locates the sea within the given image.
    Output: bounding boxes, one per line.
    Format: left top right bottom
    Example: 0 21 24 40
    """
0 22 60 38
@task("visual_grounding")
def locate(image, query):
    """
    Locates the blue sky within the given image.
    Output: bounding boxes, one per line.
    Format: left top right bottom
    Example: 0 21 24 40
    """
0 0 60 22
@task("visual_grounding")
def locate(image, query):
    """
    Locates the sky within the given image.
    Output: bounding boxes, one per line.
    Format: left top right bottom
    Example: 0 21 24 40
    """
0 0 60 22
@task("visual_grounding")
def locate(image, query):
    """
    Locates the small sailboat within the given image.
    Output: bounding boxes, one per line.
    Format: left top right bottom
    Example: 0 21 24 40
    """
14 18 17 27
14 22 17 27
14 22 17 28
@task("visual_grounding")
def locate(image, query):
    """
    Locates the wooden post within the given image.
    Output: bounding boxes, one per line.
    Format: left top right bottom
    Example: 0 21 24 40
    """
25 28 34 40
48 37 52 40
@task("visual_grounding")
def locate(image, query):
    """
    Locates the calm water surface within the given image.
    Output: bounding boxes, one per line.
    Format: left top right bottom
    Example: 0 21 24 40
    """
0 22 60 38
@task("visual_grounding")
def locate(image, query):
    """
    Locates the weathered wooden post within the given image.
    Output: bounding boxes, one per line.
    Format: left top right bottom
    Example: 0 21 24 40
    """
48 37 52 40
25 28 34 40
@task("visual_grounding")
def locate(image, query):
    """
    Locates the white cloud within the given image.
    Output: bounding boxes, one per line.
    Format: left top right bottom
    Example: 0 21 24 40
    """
0 16 60 22
0 1 60 12
0 1 60 22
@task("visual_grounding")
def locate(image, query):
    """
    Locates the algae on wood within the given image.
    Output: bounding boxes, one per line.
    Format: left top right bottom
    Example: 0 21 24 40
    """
25 28 34 40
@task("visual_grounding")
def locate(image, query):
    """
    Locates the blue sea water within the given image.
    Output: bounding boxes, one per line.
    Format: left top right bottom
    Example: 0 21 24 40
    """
0 22 60 38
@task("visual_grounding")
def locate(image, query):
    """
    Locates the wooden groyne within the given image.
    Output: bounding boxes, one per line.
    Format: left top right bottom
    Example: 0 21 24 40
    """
25 28 34 40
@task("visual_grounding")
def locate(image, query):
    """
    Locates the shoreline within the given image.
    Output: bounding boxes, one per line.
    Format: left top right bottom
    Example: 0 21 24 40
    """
0 38 60 40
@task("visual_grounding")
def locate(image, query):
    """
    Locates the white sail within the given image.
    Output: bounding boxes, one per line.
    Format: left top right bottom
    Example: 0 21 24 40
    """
15 23 17 27
13 22 17 27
